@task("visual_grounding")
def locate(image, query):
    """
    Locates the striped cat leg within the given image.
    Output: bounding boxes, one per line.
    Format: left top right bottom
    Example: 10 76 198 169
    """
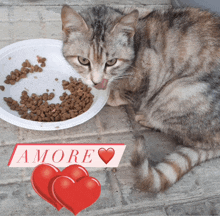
135 112 154 129
131 136 220 192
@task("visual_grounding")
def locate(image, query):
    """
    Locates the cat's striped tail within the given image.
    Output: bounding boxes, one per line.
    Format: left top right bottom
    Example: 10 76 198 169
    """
131 135 220 192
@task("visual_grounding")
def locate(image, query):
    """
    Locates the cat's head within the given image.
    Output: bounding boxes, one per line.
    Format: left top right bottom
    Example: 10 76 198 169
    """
61 5 139 89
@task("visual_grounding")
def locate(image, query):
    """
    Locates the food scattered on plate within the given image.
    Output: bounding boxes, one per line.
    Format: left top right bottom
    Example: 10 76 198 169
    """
3 56 94 122
4 57 46 85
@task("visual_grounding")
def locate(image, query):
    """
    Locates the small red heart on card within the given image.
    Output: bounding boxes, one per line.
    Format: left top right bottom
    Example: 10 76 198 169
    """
53 176 101 215
31 164 88 210
98 148 115 164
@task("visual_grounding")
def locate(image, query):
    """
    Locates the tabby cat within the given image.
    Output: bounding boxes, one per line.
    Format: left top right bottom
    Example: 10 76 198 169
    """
61 4 220 192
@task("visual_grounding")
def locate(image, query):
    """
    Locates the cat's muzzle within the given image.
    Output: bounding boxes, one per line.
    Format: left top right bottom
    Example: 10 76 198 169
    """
94 79 108 90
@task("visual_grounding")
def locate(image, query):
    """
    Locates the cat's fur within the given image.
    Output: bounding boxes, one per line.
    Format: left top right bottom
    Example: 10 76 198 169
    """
61 5 220 192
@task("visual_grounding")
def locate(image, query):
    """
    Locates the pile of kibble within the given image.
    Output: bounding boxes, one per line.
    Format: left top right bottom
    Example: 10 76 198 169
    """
3 56 94 122
4 57 46 85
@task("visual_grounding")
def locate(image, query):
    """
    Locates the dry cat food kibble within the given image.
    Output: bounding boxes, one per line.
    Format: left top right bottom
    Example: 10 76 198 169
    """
3 56 93 121
37 56 47 67
4 77 94 122
4 57 46 85
0 86 5 91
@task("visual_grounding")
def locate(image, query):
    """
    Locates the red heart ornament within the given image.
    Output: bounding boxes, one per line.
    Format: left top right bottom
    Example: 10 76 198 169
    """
61 164 89 181
31 164 62 210
53 176 101 215
31 164 89 210
98 148 115 164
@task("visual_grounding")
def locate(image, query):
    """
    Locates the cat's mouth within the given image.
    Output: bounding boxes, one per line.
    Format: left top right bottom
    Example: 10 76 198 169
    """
94 79 108 90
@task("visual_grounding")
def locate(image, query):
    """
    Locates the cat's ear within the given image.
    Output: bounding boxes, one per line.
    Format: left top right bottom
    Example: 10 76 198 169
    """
61 5 89 37
110 10 139 38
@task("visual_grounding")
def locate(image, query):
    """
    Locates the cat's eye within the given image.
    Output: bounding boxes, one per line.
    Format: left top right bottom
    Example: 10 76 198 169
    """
78 56 90 66
106 59 117 67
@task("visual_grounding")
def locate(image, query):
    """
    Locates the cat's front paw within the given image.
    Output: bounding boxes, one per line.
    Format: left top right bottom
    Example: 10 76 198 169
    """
107 90 128 107
135 113 154 129
107 97 121 106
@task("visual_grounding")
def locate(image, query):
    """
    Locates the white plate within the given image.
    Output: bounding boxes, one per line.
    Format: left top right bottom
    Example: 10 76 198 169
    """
0 39 109 131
